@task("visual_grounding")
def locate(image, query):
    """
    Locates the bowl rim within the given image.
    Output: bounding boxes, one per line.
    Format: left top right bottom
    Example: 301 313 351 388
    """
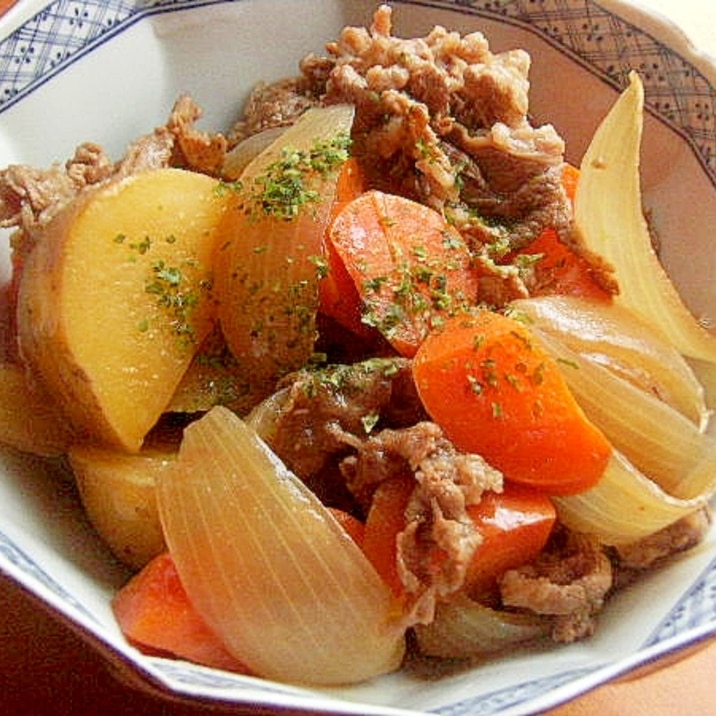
1 2 716 715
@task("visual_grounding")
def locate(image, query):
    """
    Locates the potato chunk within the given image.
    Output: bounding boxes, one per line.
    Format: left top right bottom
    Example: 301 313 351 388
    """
17 168 228 452
70 444 171 569
0 362 75 457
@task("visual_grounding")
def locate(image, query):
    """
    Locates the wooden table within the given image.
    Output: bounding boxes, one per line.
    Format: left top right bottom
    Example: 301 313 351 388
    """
1 0 716 714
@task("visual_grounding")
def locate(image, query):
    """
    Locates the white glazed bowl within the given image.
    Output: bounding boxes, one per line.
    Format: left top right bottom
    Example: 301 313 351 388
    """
1 2 716 714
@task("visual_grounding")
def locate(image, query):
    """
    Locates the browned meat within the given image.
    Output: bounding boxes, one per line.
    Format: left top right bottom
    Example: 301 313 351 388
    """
116 94 228 177
227 77 321 146
165 94 228 174
263 357 425 480
64 142 115 188
443 141 571 251
0 143 112 232
301 4 568 246
114 129 175 178
339 421 503 624
615 507 712 571
1 94 228 260
499 529 613 643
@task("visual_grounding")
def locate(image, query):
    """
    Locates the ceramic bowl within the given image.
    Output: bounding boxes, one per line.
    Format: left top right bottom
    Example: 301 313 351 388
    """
1 2 716 714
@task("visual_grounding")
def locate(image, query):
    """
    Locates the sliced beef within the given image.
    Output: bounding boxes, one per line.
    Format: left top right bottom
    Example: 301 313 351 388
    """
227 77 321 146
300 4 568 248
163 94 228 175
442 141 571 251
499 529 613 643
339 421 503 624
615 507 712 571
0 143 113 232
1 94 228 260
263 357 425 480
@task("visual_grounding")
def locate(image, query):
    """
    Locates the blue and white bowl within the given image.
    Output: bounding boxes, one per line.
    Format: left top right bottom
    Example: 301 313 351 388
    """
1 2 715 714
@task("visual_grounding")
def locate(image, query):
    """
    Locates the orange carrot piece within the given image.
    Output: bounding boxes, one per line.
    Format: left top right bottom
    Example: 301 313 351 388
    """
320 236 373 338
112 552 250 673
464 484 556 596
520 226 612 300
327 190 478 357
412 311 612 495
512 163 610 300
319 159 374 337
361 474 414 597
561 162 580 202
328 506 366 546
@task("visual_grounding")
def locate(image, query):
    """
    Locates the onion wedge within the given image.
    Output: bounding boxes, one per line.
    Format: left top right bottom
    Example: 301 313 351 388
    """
413 594 549 660
575 72 716 367
510 314 716 544
221 126 287 180
525 324 714 497
215 105 355 409
156 406 405 685
554 449 716 544
512 296 708 428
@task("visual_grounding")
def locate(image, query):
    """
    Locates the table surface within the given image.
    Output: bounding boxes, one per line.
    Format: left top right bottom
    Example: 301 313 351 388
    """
2 0 716 714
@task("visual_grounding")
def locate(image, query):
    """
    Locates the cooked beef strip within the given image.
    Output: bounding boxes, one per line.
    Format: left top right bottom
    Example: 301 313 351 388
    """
306 5 568 240
227 77 321 146
499 528 613 643
264 357 425 481
615 507 712 572
339 420 503 625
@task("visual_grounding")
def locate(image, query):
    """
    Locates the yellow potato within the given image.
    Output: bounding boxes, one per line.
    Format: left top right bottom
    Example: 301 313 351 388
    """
17 168 229 452
70 444 172 569
0 362 75 457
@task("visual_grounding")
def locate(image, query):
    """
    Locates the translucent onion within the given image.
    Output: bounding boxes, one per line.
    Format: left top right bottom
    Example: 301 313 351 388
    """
575 72 716 368
156 405 405 686
688 357 716 412
413 594 549 660
554 449 716 544
244 385 291 443
221 126 287 180
527 325 714 497
512 296 708 428
215 105 355 407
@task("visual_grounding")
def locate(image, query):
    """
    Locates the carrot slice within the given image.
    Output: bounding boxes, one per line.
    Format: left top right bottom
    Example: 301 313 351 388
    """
319 160 374 338
412 311 612 495
519 226 612 300
112 552 250 673
361 474 414 597
464 484 556 596
561 162 580 202
327 190 478 357
328 506 366 546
